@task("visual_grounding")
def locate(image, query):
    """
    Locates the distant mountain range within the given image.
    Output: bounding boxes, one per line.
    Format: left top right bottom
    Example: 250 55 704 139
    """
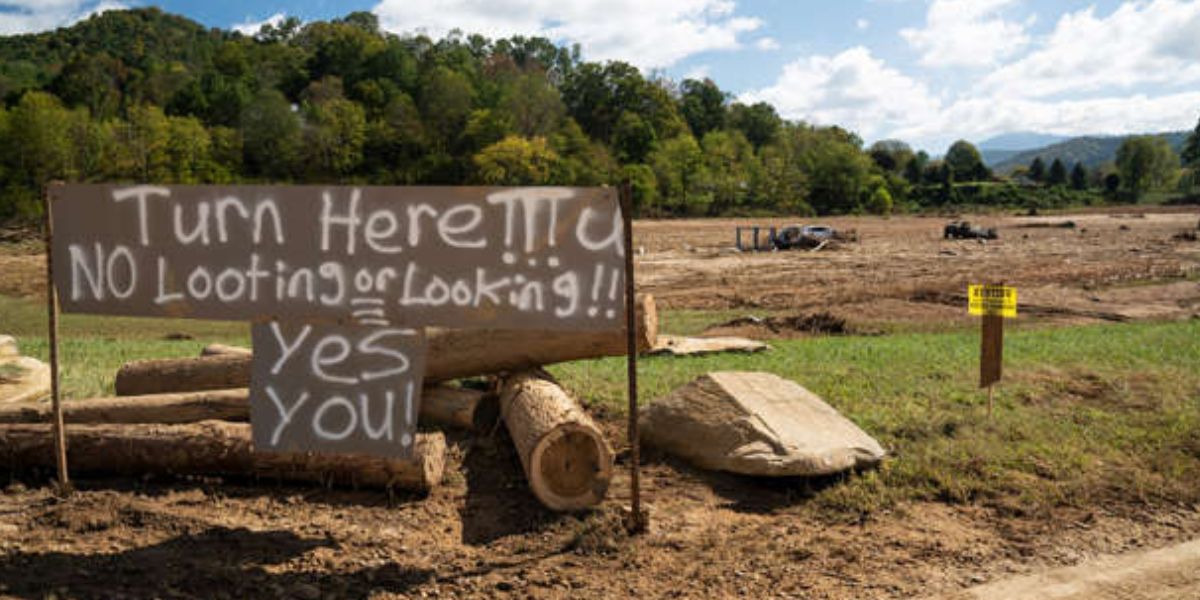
978 131 1190 172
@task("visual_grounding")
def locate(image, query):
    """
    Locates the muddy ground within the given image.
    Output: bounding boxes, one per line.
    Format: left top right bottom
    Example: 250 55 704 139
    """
1 208 1199 598
2 438 1199 600
636 208 1200 331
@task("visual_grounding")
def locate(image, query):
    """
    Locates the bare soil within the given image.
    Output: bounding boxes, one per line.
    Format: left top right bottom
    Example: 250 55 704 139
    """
635 208 1200 331
2 432 1198 600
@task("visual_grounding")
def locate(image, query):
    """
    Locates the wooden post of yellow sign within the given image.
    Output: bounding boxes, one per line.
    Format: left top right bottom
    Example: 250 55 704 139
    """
969 284 1017 417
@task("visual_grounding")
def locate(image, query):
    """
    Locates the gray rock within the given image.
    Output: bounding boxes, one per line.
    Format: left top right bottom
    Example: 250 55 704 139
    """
640 371 885 476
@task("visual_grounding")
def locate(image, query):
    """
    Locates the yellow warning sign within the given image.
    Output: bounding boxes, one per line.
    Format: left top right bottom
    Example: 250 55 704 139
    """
968 284 1017 317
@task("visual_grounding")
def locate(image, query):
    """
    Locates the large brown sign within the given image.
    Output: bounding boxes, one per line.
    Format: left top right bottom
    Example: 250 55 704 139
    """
249 321 426 458
50 184 625 330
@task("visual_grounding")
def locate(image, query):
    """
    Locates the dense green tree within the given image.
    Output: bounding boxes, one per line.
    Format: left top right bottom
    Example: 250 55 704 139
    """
240 87 302 179
621 163 658 213
944 140 987 182
868 140 914 173
302 97 367 179
472 135 558 185
501 72 565 137
1183 114 1200 167
1047 158 1068 186
8 92 77 187
164 114 212 183
726 102 780 150
419 66 475 153
612 111 656 165
1029 157 1046 182
679 78 725 139
1070 162 1088 190
701 129 756 215
1115 135 1179 199
49 52 125 119
649 134 706 215
792 125 874 214
865 184 893 216
904 150 929 185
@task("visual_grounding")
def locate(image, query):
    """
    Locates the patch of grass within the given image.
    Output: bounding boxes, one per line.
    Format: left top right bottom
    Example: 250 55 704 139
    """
0 295 248 398
552 318 1200 518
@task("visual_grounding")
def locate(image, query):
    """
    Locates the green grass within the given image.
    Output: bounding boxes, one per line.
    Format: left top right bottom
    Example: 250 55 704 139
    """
3 292 1198 519
0 295 249 398
551 318 1200 517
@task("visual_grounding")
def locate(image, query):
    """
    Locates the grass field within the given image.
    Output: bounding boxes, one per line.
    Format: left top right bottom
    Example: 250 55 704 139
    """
2 293 1198 519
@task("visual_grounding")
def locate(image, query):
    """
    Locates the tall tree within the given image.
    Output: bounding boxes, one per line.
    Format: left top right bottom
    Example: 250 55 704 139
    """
868 140 914 173
612 111 656 164
472 135 558 185
1047 158 1068 186
1116 135 1179 199
1183 113 1200 167
240 87 302 179
1029 157 1046 183
679 78 726 139
944 140 987 182
727 102 780 150
1069 162 1088 190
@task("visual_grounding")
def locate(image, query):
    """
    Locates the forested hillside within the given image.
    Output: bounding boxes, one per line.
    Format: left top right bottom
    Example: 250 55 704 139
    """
0 8 1195 221
992 132 1189 173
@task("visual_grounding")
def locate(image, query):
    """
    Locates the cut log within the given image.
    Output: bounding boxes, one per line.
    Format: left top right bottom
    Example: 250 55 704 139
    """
0 385 493 431
498 371 612 511
0 421 445 491
199 343 252 357
425 294 657 381
0 389 247 424
416 385 498 431
115 294 658 395
115 354 250 396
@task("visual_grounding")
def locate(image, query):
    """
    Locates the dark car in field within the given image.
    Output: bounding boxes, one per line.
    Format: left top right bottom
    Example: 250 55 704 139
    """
944 221 997 240
774 224 836 249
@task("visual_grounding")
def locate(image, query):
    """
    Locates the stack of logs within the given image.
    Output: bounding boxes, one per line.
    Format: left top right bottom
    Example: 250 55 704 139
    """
0 295 658 511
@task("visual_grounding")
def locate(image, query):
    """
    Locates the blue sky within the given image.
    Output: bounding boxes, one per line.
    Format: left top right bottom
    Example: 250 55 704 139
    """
3 0 1199 152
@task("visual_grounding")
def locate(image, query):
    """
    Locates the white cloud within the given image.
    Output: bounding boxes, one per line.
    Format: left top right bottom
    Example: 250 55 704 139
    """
900 0 1030 68
233 12 287 36
754 37 779 51
370 0 762 69
980 0 1200 98
0 0 128 35
856 18 870 30
893 91 1200 151
739 46 942 142
743 34 1200 152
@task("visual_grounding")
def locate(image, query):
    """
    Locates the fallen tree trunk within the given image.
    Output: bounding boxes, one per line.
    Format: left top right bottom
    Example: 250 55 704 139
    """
115 295 658 395
115 354 250 396
0 389 247 424
499 371 612 511
0 421 445 491
0 386 493 431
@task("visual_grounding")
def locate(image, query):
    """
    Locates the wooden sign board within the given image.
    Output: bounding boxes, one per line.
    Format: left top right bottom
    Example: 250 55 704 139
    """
250 322 425 458
49 184 625 331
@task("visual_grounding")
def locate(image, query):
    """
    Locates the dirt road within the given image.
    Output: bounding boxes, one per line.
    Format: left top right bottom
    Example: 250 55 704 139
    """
936 538 1200 599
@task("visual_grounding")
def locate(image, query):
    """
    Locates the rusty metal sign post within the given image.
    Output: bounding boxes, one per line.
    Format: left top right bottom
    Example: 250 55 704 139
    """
969 284 1018 417
42 186 70 493
619 181 645 534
